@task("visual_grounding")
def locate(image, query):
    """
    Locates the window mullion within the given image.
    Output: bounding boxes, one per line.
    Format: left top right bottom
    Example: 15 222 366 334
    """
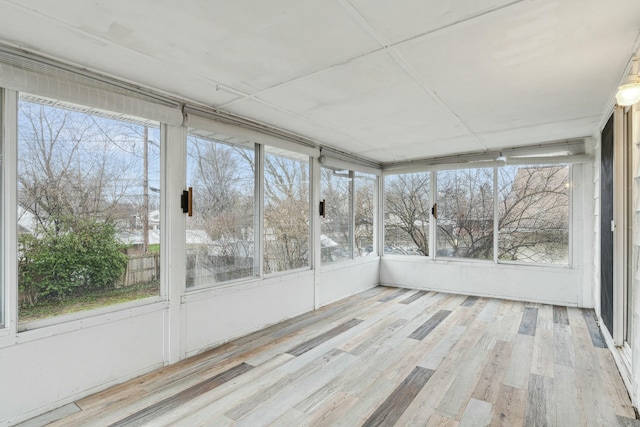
256 144 264 278
493 165 499 263
430 170 436 260
2 89 17 334
349 170 355 259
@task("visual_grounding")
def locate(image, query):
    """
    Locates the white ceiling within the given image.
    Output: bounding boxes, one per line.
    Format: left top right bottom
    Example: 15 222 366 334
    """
0 0 639 164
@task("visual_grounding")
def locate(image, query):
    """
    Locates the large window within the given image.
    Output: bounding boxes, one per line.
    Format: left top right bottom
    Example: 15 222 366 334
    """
320 168 377 263
498 164 569 264
354 172 375 257
384 172 430 256
185 131 257 288
264 148 310 274
436 168 494 260
320 167 352 263
384 164 571 266
17 95 161 323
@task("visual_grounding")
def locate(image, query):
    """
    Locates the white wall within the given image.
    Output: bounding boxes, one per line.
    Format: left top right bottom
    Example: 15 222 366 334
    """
182 272 315 357
381 258 583 306
0 304 166 424
319 257 379 306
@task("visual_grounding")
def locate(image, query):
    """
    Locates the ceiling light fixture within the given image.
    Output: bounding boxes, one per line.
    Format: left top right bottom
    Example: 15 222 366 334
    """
616 56 640 106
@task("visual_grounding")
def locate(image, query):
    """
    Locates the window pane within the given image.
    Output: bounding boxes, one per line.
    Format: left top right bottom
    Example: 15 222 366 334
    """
320 167 351 263
186 133 257 288
384 172 430 256
355 172 376 257
264 150 310 273
498 165 570 264
436 168 493 259
18 95 160 323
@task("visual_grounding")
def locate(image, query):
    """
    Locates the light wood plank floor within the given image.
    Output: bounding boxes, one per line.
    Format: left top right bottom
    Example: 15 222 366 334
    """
28 286 640 426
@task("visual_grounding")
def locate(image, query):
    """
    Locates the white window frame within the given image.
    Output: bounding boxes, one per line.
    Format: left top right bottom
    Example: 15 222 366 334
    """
14 92 166 331
382 155 583 269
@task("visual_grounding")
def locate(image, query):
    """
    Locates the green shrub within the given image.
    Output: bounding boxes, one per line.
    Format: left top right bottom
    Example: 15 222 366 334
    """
18 219 128 305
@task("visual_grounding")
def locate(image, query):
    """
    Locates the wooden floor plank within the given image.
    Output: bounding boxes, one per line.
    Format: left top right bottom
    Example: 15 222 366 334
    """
436 331 494 419
491 384 526 426
582 309 607 348
361 366 434 427
233 350 358 426
524 373 553 427
553 363 585 426
400 290 429 305
425 414 460 427
617 415 640 426
38 286 635 427
419 325 467 370
553 305 570 326
531 326 555 378
476 298 501 322
395 315 491 426
458 398 493 427
503 334 535 389
471 339 514 404
408 310 452 340
377 287 410 303
553 325 576 368
569 307 619 427
518 307 538 336
461 295 479 307
595 348 636 418
286 318 363 356
108 363 253 426
17 403 81 427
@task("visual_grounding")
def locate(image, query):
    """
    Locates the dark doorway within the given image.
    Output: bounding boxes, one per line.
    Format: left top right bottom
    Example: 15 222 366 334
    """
600 113 614 336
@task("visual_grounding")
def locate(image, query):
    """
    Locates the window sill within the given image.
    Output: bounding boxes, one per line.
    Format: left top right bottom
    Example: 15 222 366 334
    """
182 268 315 303
320 255 380 272
381 254 574 271
10 296 166 343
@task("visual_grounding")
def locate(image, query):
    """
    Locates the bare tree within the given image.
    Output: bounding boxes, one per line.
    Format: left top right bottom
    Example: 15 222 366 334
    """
320 168 351 261
18 100 139 233
384 173 430 255
436 168 494 259
186 137 255 283
384 166 570 263
354 173 375 256
263 153 309 273
497 165 569 263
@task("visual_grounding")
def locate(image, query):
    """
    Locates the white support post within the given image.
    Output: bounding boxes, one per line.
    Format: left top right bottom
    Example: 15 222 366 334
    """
312 157 321 309
2 89 17 336
256 144 264 278
614 106 626 346
162 123 187 364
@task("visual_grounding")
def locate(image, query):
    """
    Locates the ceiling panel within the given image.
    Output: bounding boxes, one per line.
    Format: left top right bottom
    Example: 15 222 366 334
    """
0 1 243 106
361 135 485 163
6 0 382 94
248 52 475 149
222 97 373 153
347 0 518 44
0 0 638 163
478 115 603 150
398 0 640 135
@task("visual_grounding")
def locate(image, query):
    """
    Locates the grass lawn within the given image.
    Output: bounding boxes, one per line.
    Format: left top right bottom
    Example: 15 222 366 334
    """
19 281 160 323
